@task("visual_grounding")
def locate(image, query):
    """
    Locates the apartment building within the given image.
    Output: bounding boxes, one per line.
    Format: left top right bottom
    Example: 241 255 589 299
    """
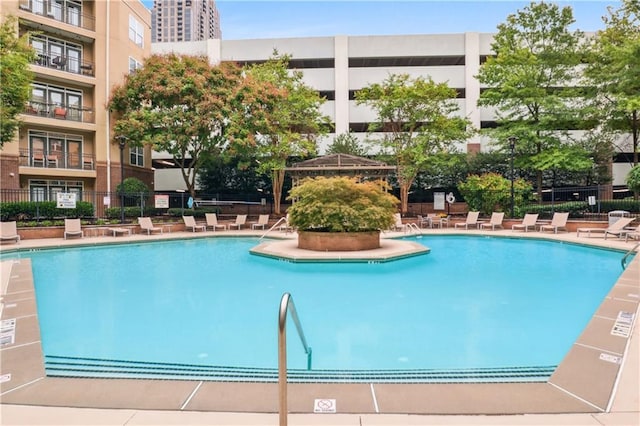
151 0 220 43
0 0 152 203
152 34 635 191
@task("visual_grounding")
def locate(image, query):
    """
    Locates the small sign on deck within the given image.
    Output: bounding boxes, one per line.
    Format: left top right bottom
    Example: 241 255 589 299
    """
314 398 336 413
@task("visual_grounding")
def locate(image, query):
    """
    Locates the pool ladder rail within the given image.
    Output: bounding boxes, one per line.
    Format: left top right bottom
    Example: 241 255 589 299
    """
621 242 640 269
407 222 422 235
260 216 288 240
278 292 312 426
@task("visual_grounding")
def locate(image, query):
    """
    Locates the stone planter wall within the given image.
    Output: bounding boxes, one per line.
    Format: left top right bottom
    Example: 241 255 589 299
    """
297 230 381 251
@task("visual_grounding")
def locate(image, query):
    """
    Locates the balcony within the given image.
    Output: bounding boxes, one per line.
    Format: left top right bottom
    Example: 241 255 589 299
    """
19 148 95 171
24 101 94 124
19 0 95 32
33 53 94 77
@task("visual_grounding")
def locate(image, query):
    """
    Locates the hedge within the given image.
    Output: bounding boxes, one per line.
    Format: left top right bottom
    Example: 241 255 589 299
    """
0 201 94 221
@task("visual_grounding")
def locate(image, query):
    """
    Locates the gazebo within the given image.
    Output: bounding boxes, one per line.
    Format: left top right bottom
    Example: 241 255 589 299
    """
285 154 396 186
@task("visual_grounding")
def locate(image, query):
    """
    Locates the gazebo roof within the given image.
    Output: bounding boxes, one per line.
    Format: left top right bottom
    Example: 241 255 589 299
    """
285 154 396 176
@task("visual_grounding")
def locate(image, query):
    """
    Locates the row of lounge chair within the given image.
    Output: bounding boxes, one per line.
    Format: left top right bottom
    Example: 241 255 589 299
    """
394 211 640 240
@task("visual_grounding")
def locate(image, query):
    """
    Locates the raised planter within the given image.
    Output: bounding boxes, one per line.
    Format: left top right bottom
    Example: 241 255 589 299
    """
297 230 381 251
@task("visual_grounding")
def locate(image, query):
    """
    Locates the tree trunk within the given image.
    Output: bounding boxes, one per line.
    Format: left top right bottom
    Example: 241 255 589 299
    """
272 169 285 214
400 183 410 214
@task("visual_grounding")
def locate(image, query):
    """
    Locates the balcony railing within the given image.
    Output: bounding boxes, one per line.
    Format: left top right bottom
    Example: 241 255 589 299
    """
33 53 95 77
19 148 95 171
19 0 96 32
24 101 94 124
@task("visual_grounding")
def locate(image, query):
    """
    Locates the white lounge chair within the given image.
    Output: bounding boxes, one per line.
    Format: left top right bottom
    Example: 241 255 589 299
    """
512 213 539 232
64 218 83 239
278 214 294 233
251 214 270 230
229 214 247 230
479 212 505 230
183 215 206 232
577 217 635 239
138 217 163 235
1 221 20 243
539 212 569 234
392 213 407 232
624 224 640 242
205 213 226 231
454 211 480 229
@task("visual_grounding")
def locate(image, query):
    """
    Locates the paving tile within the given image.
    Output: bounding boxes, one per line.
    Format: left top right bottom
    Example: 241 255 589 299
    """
372 382 595 414
550 344 621 411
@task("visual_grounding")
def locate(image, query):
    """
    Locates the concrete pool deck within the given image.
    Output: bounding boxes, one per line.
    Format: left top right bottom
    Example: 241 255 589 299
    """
1 227 638 425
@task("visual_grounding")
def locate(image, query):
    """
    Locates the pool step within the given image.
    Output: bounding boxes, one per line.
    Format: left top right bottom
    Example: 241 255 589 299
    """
44 356 555 383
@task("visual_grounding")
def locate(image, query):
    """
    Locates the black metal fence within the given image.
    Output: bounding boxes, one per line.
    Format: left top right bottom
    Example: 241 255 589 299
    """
1 186 637 222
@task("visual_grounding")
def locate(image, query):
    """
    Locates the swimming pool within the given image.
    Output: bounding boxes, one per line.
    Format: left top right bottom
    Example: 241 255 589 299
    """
16 235 626 382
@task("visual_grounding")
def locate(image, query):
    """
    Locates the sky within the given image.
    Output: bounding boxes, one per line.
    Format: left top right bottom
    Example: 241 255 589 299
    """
142 0 622 40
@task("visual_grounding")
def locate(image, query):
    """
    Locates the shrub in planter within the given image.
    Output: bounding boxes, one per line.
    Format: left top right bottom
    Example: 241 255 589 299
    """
286 176 399 232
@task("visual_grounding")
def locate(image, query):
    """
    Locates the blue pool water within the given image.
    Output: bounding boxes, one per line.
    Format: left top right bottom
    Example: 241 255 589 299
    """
8 236 626 382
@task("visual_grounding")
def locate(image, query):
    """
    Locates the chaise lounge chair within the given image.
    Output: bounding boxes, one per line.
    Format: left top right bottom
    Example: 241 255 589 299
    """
512 213 539 232
64 218 84 239
577 217 635 239
183 215 206 232
454 211 480 229
251 214 270 230
1 221 20 243
479 212 505 230
624 224 640 242
392 213 407 232
205 213 226 231
229 214 247 230
539 212 569 234
278 214 294 233
138 217 163 235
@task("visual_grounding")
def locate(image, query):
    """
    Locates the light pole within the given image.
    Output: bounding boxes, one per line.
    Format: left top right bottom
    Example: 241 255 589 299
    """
176 189 185 216
508 136 517 218
116 135 128 224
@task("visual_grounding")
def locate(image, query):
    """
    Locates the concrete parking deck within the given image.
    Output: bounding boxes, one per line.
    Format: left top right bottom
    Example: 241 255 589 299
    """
1 227 638 425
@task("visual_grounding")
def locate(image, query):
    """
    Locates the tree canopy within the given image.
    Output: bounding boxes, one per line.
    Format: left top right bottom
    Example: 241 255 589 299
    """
476 1 592 194
356 73 472 213
585 0 640 166
109 54 244 198
227 52 331 214
0 16 35 147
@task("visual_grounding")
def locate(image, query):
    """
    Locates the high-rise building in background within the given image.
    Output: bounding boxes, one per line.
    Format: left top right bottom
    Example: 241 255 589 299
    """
152 0 221 42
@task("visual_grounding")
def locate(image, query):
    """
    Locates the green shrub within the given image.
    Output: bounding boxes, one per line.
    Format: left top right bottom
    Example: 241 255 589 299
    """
0 201 93 221
457 173 533 216
286 176 399 232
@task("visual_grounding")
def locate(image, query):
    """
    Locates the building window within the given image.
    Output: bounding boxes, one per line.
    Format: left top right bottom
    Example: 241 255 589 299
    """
130 146 144 167
29 179 84 202
30 34 83 73
129 15 144 47
29 130 84 170
128 57 143 73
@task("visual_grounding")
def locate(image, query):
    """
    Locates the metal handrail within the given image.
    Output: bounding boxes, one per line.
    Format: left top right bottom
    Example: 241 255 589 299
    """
407 222 422 235
621 242 640 270
260 216 286 240
278 293 312 426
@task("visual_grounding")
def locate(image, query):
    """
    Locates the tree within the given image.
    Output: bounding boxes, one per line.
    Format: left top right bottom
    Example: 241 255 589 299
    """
326 132 367 156
585 0 640 167
626 165 640 199
109 54 243 199
476 1 591 195
0 16 35 147
458 172 533 216
228 52 331 214
356 74 472 213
